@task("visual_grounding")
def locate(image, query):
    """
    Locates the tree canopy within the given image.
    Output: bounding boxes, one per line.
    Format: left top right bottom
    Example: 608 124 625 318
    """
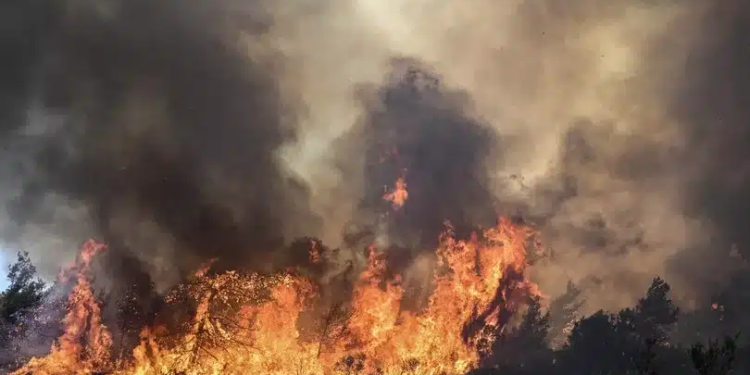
0 251 46 324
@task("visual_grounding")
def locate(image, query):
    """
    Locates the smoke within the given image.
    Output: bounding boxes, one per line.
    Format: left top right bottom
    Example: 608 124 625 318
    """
284 0 748 312
336 59 500 248
0 0 322 288
2 0 750 315
665 1 750 300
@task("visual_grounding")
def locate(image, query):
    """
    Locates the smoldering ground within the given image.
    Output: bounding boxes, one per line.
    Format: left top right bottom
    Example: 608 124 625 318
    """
1 0 750 317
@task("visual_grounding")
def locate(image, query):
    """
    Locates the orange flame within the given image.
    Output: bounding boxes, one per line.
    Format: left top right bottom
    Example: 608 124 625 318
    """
12 240 111 375
383 177 409 210
13 218 540 375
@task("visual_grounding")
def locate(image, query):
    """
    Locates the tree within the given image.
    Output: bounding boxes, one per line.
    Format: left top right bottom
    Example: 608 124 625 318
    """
557 278 681 375
0 251 48 370
482 296 553 370
630 277 680 346
0 251 47 325
690 335 739 375
558 310 630 374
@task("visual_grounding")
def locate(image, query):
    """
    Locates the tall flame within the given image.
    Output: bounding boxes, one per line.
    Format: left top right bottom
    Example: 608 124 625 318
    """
12 240 112 375
12 218 540 375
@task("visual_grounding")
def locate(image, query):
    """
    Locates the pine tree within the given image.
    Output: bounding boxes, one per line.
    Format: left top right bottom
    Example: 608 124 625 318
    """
690 335 738 375
482 296 552 371
631 277 679 345
559 310 629 374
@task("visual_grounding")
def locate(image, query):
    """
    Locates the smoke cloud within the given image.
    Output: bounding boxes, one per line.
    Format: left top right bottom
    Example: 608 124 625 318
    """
0 0 322 287
282 0 750 311
1 0 749 315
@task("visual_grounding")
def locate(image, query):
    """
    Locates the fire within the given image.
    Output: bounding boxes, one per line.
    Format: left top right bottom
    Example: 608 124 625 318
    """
383 177 409 210
12 218 540 375
12 240 112 375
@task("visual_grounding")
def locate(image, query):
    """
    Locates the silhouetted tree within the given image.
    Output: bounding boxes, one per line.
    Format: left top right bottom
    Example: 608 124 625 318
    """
482 296 553 372
625 277 680 346
558 310 630 374
690 335 739 375
556 278 681 375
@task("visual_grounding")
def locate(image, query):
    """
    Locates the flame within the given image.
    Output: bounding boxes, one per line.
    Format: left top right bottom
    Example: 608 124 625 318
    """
383 176 409 210
13 218 540 375
12 240 112 375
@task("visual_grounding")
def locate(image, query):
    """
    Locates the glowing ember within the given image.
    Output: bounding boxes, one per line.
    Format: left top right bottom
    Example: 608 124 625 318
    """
12 218 540 375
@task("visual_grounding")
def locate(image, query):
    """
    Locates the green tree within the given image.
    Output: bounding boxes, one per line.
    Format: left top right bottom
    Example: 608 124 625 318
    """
0 251 47 325
0 251 48 370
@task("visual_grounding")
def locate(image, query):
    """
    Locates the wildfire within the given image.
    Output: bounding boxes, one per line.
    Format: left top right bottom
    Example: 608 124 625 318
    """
12 218 540 375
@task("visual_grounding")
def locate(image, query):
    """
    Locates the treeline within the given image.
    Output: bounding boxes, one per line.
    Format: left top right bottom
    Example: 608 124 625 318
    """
470 277 746 375
0 251 746 375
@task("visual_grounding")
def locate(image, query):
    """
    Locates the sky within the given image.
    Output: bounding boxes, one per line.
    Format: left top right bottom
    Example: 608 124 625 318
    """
0 251 8 290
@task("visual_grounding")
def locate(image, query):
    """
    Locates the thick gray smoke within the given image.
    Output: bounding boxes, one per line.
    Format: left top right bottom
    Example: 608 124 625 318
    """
1 0 749 315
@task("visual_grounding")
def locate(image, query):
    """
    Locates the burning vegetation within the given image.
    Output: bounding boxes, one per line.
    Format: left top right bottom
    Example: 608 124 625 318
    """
8 214 541 375
0 49 550 374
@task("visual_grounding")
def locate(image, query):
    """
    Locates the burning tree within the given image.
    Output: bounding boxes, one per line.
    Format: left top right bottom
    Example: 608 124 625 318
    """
11 240 112 375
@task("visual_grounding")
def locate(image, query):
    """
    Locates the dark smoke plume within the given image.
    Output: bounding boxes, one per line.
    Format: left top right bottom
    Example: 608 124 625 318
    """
0 0 321 286
664 2 750 293
337 58 500 252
